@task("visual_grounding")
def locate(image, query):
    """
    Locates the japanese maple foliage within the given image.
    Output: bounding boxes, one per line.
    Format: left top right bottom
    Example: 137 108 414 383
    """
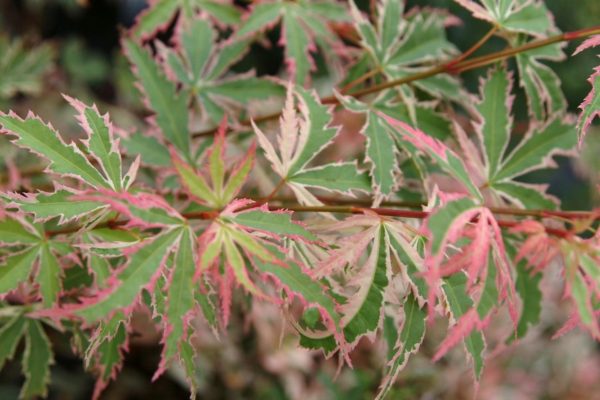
0 1 599 399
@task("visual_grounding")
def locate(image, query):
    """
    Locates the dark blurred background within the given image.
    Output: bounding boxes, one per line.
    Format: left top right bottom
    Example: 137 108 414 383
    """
0 1 598 399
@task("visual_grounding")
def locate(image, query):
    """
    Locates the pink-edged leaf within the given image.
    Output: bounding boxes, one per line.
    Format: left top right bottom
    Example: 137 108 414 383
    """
573 34 600 56
69 228 182 322
0 111 109 189
132 0 179 41
77 191 184 229
381 114 482 200
6 189 107 225
85 312 129 400
63 95 123 191
440 273 486 379
576 65 600 145
376 293 426 400
155 226 196 379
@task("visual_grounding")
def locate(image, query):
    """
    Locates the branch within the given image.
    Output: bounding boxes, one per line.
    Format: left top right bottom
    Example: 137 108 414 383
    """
266 195 596 220
42 201 587 239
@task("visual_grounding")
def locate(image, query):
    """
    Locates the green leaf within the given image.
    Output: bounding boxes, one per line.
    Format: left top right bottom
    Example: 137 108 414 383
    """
515 42 566 121
80 104 123 190
571 270 595 328
378 103 452 141
230 210 317 241
253 247 342 354
253 252 340 325
12 190 106 224
282 8 311 84
501 3 551 36
95 320 126 383
0 37 53 98
223 233 261 296
236 3 282 37
0 247 39 294
385 116 482 200
225 227 274 262
163 227 196 366
363 114 397 198
133 0 178 39
289 162 371 193
124 39 191 160
195 290 218 331
442 274 485 379
492 181 556 210
476 255 498 319
386 227 428 299
428 198 479 256
205 39 250 81
580 254 600 290
349 0 380 59
89 254 111 288
477 68 512 178
179 340 199 394
387 13 454 67
208 134 225 201
577 67 600 143
173 156 218 206
376 293 426 400
0 315 27 369
182 19 214 81
0 219 39 244
0 114 109 188
21 320 53 399
207 78 284 103
221 149 254 204
288 88 338 176
379 0 404 55
37 243 61 307
76 229 181 321
343 227 389 343
493 118 576 182
511 251 542 341
124 202 184 226
123 132 171 167
196 0 241 25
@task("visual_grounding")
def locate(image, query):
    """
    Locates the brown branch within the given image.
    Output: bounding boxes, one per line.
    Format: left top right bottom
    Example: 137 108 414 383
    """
265 195 596 220
42 200 586 239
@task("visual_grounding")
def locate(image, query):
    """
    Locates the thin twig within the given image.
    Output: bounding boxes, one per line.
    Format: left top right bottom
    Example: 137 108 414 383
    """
43 202 584 239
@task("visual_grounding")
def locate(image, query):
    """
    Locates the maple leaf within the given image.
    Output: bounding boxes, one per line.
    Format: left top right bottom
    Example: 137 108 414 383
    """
236 0 350 84
172 121 255 209
573 34 600 144
458 66 576 209
254 84 370 205
172 130 342 345
347 0 462 101
159 16 283 125
514 36 567 121
0 217 65 307
195 199 319 327
512 228 600 340
0 97 138 222
454 0 556 37
0 36 53 99
336 92 454 204
414 195 519 379
133 0 242 40
298 212 426 367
